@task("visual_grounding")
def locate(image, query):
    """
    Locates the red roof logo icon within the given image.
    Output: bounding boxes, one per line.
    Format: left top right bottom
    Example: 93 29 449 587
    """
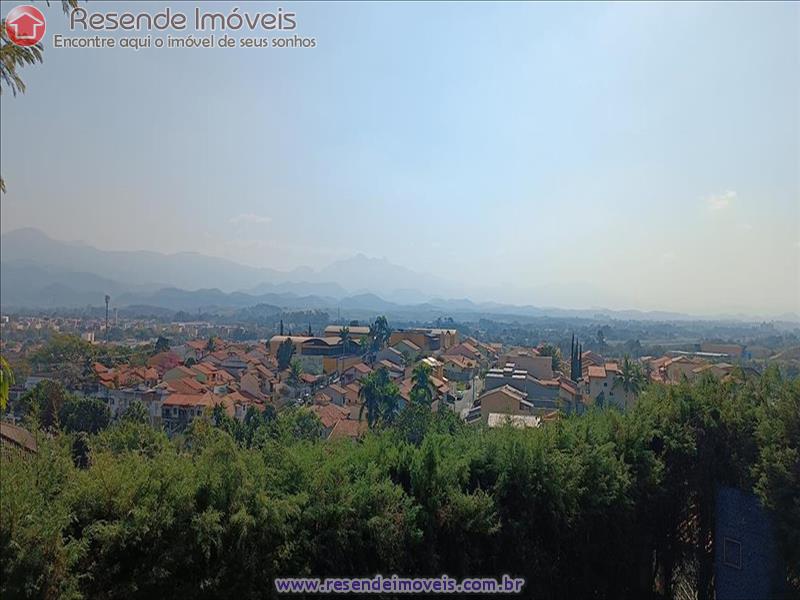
5 5 46 47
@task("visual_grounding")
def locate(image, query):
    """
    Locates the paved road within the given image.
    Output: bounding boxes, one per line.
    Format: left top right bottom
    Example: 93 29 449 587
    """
453 376 484 417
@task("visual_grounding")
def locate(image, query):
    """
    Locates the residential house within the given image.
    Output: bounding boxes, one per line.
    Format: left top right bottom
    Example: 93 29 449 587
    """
320 383 348 407
240 369 274 399
165 377 207 395
344 382 361 405
664 356 708 383
420 356 444 380
392 338 422 361
219 350 249 378
484 363 563 412
581 350 606 369
147 351 181 375
693 362 736 380
389 328 458 352
442 355 478 382
328 418 367 441
500 351 553 380
447 341 482 362
341 362 372 386
376 359 405 379
310 402 350 438
161 392 216 433
95 386 168 425
465 385 537 424
375 347 405 368
584 363 635 410
220 390 266 421
163 365 199 384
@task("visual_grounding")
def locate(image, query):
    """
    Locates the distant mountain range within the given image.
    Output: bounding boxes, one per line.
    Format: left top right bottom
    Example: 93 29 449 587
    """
0 228 444 312
1 228 797 323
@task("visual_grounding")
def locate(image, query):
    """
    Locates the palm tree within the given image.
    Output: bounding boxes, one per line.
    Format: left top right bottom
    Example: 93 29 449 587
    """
613 355 646 410
339 326 351 353
370 316 391 350
410 362 434 406
358 367 398 428
337 326 351 373
358 370 381 428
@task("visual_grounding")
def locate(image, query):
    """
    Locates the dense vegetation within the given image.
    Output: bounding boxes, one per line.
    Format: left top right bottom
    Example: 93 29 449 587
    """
2 370 798 599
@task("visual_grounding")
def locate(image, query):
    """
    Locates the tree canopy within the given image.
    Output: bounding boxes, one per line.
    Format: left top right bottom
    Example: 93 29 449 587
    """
1 371 798 599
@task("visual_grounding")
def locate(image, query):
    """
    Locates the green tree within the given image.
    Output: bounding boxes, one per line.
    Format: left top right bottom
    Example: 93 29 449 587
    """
537 343 563 373
0 355 14 411
410 362 434 406
29 334 96 389
277 337 295 370
753 370 800 589
612 355 646 410
368 316 392 352
339 326 351 356
0 371 797 599
269 407 323 441
288 359 303 386
358 367 399 428
154 336 171 353
18 379 69 431
59 396 111 434
120 400 149 424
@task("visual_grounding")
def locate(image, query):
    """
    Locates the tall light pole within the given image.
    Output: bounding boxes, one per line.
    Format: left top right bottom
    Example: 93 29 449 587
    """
104 294 111 343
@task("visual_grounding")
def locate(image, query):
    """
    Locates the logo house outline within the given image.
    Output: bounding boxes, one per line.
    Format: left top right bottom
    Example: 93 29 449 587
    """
5 5 47 47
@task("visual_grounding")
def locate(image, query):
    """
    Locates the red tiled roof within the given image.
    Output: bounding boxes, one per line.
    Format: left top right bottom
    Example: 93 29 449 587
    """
163 392 215 408
169 366 197 379
443 355 477 369
328 418 367 440
0 422 38 453
167 378 207 394
587 365 607 379
311 403 349 429
559 379 578 395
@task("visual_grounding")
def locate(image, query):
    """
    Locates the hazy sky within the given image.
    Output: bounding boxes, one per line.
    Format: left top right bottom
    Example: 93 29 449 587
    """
1 1 798 315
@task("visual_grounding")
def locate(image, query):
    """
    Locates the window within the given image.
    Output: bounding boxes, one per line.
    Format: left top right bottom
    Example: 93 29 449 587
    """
723 537 742 570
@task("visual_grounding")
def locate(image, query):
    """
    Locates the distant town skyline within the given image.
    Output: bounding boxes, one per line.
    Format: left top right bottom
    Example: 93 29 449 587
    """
1 1 798 315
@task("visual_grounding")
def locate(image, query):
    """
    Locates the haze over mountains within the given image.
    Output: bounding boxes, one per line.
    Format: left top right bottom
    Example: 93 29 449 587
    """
1 228 796 323
0 228 450 305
